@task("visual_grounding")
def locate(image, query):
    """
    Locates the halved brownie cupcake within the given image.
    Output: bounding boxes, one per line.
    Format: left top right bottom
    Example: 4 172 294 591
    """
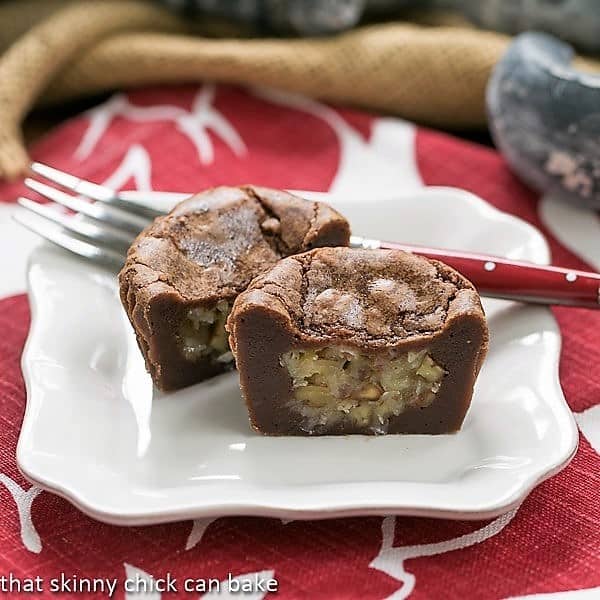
119 186 350 391
227 247 488 435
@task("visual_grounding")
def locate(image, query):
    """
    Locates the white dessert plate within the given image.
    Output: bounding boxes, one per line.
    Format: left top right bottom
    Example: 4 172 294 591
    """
17 187 578 525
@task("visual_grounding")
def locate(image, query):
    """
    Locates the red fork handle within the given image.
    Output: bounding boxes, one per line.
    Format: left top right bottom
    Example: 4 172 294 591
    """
377 240 600 309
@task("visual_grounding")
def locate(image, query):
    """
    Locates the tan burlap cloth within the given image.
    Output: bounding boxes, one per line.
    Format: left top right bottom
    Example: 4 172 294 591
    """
1 0 598 180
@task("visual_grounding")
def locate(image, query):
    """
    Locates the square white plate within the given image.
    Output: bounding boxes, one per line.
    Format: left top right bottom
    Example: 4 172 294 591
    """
17 187 578 524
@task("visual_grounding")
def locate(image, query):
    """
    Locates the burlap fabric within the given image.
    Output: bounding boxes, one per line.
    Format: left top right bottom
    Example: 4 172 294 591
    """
1 0 598 180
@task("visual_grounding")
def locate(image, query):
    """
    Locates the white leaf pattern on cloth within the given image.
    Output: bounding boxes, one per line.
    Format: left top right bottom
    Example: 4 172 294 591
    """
102 144 153 192
370 508 519 600
74 85 246 165
177 86 246 165
0 474 42 554
185 517 217 551
251 87 423 197
575 405 600 456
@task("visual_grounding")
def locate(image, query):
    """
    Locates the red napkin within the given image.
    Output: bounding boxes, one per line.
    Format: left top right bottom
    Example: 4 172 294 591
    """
0 84 598 599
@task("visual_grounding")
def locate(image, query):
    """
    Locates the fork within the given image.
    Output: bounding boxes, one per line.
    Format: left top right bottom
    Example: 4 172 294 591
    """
13 162 600 309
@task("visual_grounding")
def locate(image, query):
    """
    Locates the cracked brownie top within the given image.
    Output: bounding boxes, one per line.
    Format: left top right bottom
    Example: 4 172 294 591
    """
229 247 485 345
120 186 350 306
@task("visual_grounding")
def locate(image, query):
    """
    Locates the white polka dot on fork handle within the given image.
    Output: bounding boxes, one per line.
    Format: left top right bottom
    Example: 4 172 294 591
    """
484 261 496 272
565 272 578 282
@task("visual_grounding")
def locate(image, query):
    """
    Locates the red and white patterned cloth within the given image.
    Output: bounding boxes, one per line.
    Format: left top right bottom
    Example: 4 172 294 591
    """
0 85 598 599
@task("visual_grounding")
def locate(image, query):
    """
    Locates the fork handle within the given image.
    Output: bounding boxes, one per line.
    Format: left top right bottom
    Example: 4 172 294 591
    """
377 241 600 309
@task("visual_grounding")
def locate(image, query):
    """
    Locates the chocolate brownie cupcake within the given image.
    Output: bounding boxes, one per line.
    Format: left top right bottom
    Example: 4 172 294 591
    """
119 186 350 391
228 247 489 435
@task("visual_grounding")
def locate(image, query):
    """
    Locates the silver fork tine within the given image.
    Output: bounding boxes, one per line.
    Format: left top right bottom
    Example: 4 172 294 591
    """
18 197 135 253
30 162 163 219
25 178 150 233
13 212 125 270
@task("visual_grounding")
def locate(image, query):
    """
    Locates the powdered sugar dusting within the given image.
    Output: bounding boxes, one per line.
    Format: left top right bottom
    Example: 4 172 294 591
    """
309 288 365 329
178 206 262 270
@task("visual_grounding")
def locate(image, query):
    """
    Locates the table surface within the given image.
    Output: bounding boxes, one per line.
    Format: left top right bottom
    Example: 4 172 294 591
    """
0 84 598 599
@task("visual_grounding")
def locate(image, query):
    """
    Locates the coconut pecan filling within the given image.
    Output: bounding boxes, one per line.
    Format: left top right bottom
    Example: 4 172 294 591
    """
179 300 233 364
281 346 445 433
